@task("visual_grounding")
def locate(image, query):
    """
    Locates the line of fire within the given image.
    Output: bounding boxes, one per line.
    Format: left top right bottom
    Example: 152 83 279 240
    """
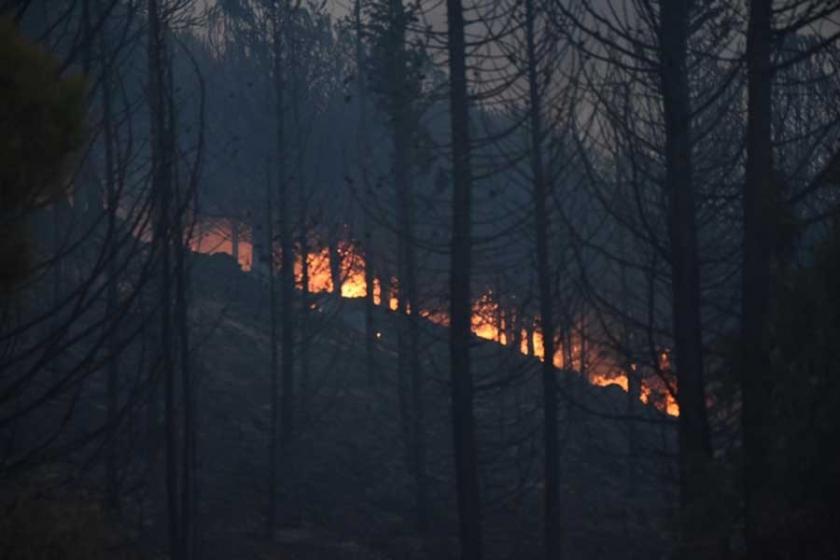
190 218 679 416
6 2 839 558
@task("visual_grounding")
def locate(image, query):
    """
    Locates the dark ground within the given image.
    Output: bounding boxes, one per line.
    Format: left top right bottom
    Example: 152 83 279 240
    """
1 251 678 559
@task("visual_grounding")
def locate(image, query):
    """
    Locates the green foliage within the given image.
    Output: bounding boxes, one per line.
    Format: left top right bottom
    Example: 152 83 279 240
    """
0 17 86 292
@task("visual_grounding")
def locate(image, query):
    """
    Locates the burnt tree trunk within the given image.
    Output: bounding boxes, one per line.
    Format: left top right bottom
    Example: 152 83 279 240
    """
356 0 378 387
175 182 194 560
523 0 560 555
148 0 180 556
291 8 311 420
742 1 773 556
445 0 483 554
99 4 119 511
298 220 311 417
169 54 196 560
231 219 240 266
400 148 429 535
658 1 714 555
328 231 342 295
265 158 279 537
274 0 296 457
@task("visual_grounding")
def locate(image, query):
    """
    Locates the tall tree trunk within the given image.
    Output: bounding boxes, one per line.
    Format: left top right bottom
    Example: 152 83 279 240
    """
356 0 377 387
99 2 119 511
445 0 483 554
274 0 295 453
742 1 773 556
523 0 559 555
618 229 638 551
231 219 240 266
398 145 428 534
175 197 194 560
526 324 534 357
382 276 393 310
298 212 311 417
168 40 196 560
658 1 714 556
291 8 311 421
148 0 179 556
328 230 342 295
378 0 429 529
265 159 279 537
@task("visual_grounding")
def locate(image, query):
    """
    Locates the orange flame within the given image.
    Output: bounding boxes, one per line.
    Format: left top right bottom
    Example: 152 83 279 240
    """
372 278 382 305
471 292 503 342
589 371 629 391
338 243 367 298
190 220 253 271
295 247 333 293
187 218 679 417
389 278 399 311
293 242 369 297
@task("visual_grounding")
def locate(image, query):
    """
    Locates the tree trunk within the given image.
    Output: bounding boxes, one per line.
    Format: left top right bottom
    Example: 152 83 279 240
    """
291 8 311 422
231 219 240 266
618 227 638 551
265 159 279 537
148 0 180 555
274 0 295 454
99 4 119 511
658 1 714 555
298 220 311 417
742 1 773 555
328 231 342 295
527 324 534 357
445 0 483 554
524 0 560 555
175 197 194 560
399 146 429 535
356 0 377 387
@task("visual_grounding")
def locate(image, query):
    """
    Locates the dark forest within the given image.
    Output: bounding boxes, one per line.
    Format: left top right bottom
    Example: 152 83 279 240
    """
1 0 839 558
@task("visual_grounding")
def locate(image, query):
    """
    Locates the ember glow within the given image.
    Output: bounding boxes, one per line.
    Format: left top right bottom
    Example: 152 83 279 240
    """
590 372 629 391
295 247 333 292
471 292 504 343
190 220 253 271
337 243 367 298
640 379 680 417
388 279 399 311
189 219 679 416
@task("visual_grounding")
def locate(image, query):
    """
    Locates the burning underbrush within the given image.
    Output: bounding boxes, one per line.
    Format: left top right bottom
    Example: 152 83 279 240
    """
190 219 679 417
183 249 678 560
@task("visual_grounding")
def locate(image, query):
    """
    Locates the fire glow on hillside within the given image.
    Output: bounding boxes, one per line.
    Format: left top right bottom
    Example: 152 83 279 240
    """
190 221 679 416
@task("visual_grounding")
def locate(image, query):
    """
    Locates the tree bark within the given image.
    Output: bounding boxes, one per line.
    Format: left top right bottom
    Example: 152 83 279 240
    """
274 0 295 453
524 0 560 555
742 1 773 556
291 5 311 421
328 231 342 295
356 0 378 387
445 0 483 554
231 219 240 266
148 0 180 555
99 3 119 511
265 159 279 537
658 1 714 555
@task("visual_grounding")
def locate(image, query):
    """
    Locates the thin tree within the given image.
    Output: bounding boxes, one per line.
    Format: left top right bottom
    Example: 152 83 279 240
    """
521 0 560 554
147 0 181 555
